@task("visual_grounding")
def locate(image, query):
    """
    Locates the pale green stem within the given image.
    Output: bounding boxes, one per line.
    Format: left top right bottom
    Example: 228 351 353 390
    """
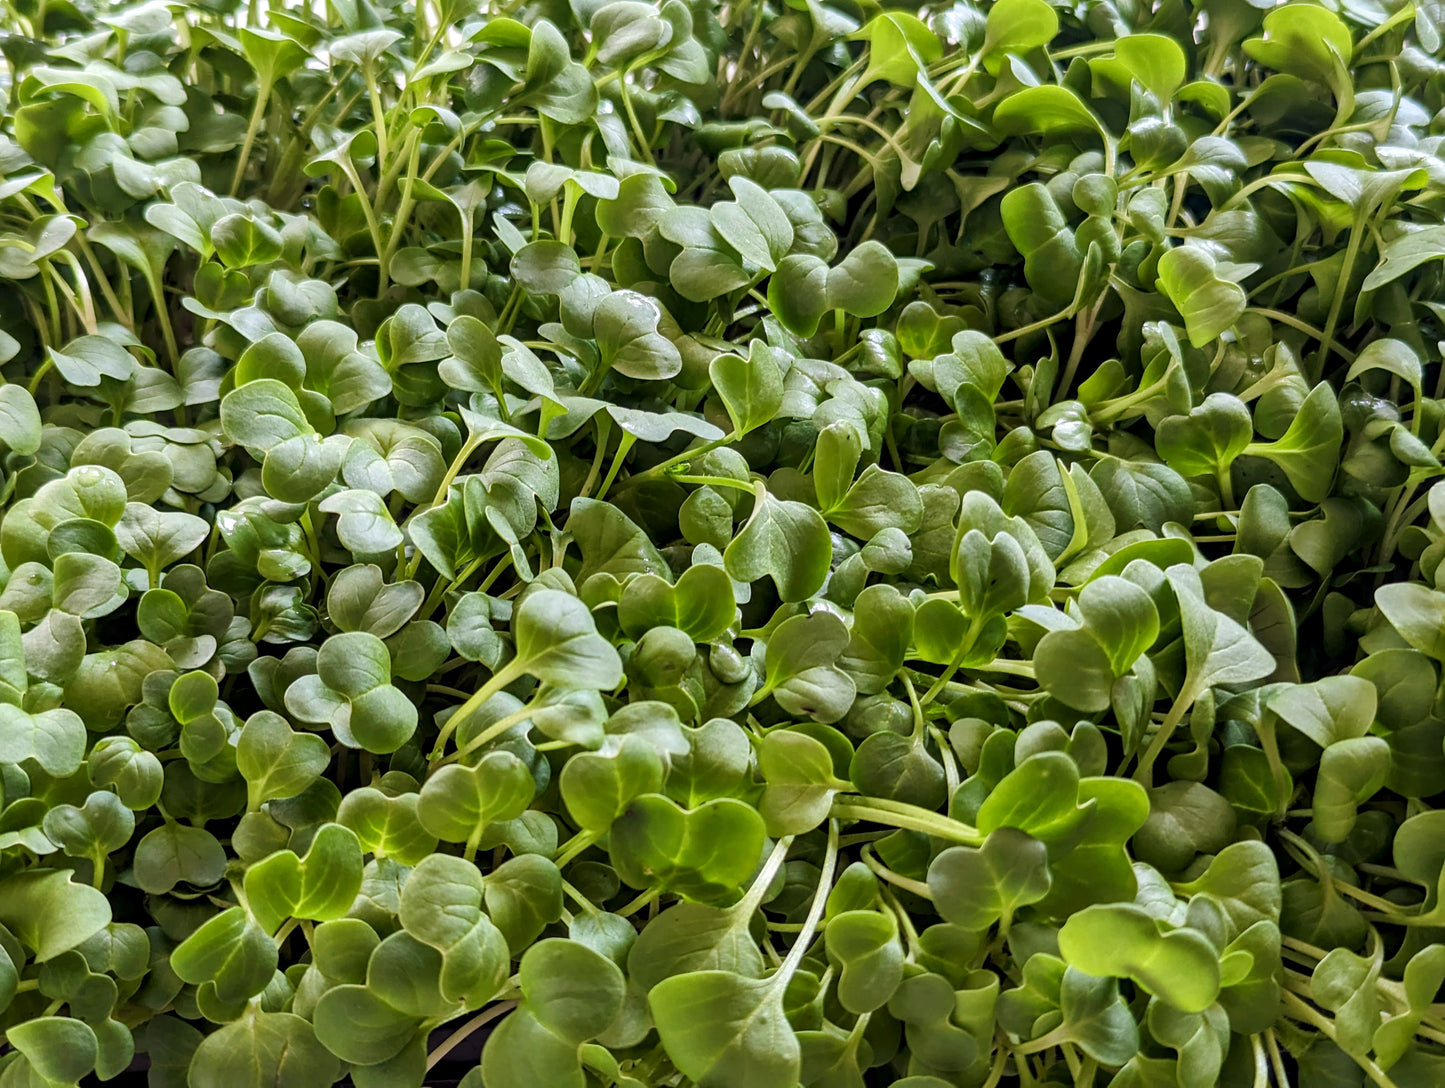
230 81 273 197
424 1002 517 1072
777 819 838 983
1133 689 1191 788
428 660 524 761
831 797 984 846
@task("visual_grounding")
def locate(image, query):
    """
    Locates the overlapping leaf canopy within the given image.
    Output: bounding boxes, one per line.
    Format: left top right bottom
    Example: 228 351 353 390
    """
1 0 1445 1085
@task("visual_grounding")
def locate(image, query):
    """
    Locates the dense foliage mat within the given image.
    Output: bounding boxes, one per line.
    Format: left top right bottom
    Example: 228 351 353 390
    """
4 0 1445 1084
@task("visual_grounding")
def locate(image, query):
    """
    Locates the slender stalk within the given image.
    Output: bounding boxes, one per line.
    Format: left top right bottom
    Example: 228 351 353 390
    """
462 823 483 864
616 888 660 918
424 1002 517 1071
994 300 1074 344
1057 296 1103 397
418 556 482 622
667 473 756 493
577 414 613 500
49 252 97 332
831 798 984 846
73 236 131 328
625 433 738 485
1133 690 1190 788
1216 466 1236 509
335 158 389 293
1314 217 1365 380
405 435 485 579
618 73 655 166
147 273 180 373
459 202 476 290
1248 308 1356 364
1281 992 1397 1087
562 879 600 915
594 432 637 503
230 81 273 197
553 830 601 869
1263 1031 1289 1088
378 134 422 286
861 845 933 899
367 69 390 191
428 660 524 761
27 358 54 395
920 614 986 704
741 835 794 910
441 701 537 767
778 819 838 981
272 918 300 947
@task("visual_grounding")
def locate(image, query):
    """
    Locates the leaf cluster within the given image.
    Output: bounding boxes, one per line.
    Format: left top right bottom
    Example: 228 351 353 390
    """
2 0 1445 1086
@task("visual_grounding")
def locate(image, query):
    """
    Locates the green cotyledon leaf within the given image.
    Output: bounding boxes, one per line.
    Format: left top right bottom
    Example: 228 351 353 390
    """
1058 904 1222 1013
650 970 799 1088
724 482 832 603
